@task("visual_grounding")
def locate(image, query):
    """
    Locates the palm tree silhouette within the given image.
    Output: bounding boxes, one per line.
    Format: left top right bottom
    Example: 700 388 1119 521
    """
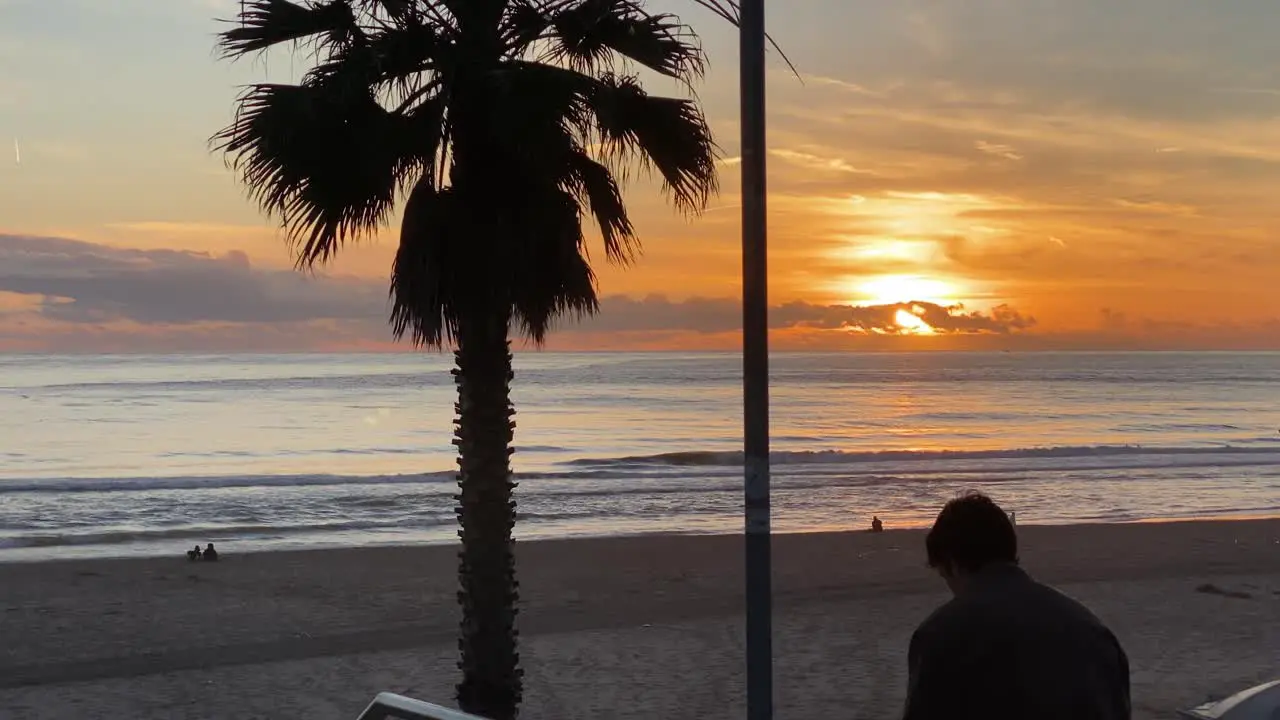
212 1 724 717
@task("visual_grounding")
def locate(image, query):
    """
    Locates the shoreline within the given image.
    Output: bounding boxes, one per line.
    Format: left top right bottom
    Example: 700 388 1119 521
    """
3 520 1278 718
3 511 1280 564
4 516 1276 574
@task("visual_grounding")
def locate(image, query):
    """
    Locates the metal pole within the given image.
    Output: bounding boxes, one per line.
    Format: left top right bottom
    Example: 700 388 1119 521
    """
739 0 772 718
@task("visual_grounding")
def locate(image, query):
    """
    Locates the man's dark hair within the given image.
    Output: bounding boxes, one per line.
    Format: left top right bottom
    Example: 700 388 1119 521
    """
925 491 1018 572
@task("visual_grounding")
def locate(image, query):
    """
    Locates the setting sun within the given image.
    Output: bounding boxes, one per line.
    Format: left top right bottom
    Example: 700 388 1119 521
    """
893 308 936 334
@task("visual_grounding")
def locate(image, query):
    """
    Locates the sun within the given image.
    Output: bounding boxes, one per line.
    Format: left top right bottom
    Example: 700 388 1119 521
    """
894 308 935 335
857 274 958 305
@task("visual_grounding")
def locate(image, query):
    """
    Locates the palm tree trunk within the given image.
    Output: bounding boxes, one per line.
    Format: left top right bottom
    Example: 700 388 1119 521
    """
453 308 522 720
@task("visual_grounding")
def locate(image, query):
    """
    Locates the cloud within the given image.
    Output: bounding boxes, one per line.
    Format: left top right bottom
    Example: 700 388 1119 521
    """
780 299 1036 335
106 221 273 236
775 299 1036 335
763 3 1280 212
577 295 1035 335
770 148 873 175
797 73 884 97
975 140 1022 161
1110 198 1199 216
809 2 1280 126
0 235 1275 352
0 234 386 326
0 236 1038 341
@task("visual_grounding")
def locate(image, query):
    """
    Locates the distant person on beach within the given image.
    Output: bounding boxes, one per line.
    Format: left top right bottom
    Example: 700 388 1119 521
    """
904 492 1130 720
202 543 219 562
186 545 201 561
870 516 883 533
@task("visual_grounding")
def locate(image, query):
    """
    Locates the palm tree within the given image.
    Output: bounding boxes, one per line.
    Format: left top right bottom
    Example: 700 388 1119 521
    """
212 1 728 717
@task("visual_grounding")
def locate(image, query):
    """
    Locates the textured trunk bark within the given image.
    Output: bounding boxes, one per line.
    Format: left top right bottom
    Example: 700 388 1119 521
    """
453 308 522 720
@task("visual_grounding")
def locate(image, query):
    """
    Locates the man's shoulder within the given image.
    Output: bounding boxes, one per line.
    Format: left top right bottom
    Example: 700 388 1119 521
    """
912 595 971 640
1023 577 1113 627
916 570 1107 635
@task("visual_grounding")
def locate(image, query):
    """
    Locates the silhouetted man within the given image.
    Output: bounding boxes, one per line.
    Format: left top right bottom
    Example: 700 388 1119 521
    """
202 543 219 562
904 492 1130 720
871 516 884 533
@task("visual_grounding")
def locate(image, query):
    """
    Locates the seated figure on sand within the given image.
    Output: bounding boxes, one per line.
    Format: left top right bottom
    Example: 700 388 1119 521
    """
870 516 884 533
202 543 219 562
187 545 202 561
903 492 1129 720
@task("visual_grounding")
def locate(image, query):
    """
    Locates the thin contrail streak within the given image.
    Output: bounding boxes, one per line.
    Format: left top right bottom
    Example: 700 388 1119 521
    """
13 138 19 166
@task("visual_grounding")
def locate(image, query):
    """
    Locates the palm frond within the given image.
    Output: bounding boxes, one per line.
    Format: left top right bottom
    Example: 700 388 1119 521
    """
501 1 553 54
565 152 635 263
503 184 598 343
496 61 597 135
212 82 421 266
355 0 414 22
444 0 506 31
391 176 596 348
486 61 634 261
532 0 706 83
362 16 451 91
391 180 458 347
218 0 360 59
686 0 738 23
487 60 713 224
303 16 449 100
588 73 717 213
403 94 450 176
683 0 799 79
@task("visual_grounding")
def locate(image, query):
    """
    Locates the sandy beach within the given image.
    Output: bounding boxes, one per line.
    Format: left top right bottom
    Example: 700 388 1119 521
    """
1 520 1278 719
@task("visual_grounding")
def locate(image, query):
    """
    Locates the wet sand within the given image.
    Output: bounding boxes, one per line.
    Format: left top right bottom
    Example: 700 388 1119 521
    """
2 520 1278 719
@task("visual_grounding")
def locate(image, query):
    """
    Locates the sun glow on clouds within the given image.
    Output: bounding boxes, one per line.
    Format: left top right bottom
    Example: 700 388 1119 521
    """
857 274 960 306
842 192 1007 235
832 238 935 264
807 190 1013 309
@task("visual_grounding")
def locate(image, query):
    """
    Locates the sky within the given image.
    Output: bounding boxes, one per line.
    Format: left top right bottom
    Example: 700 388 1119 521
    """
1 0 1278 352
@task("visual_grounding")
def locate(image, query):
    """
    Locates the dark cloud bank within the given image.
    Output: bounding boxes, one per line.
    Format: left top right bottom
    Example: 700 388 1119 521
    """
0 235 384 325
0 235 1036 347
6 233 1278 351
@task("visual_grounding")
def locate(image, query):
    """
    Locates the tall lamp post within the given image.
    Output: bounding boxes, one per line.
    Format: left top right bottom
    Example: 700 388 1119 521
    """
739 0 772 718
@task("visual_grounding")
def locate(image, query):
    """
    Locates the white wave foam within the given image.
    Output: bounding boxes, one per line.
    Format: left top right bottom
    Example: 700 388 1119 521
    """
0 471 455 494
567 445 1280 468
0 518 449 549
5 444 1279 495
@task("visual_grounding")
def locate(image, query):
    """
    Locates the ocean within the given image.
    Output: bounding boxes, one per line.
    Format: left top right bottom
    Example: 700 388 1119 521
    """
1 352 1278 561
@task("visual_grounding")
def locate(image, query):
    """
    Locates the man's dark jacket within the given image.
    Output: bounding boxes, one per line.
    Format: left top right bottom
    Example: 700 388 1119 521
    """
904 563 1130 720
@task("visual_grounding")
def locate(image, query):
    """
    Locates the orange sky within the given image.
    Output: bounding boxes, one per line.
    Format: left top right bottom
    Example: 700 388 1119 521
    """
0 0 1278 351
